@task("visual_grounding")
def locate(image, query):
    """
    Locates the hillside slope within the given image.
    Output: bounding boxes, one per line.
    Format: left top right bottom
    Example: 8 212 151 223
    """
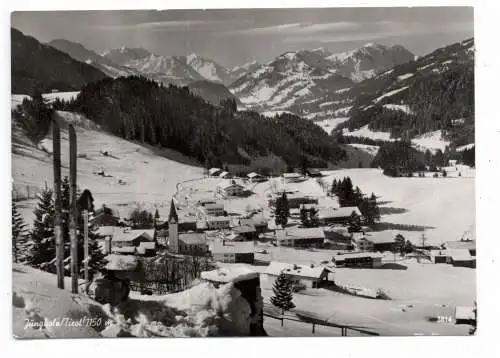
12 104 204 226
11 28 108 94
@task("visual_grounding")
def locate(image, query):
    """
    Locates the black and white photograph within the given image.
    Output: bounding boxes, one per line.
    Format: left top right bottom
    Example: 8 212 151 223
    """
9 6 478 339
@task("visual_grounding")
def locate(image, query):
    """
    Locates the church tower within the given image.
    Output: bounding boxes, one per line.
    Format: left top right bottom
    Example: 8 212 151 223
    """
168 199 179 253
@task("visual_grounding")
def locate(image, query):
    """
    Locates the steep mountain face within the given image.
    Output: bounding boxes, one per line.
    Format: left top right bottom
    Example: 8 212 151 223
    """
229 61 260 81
339 38 474 149
327 43 415 82
188 80 240 106
186 53 235 85
228 43 414 119
47 39 136 78
101 46 151 66
11 28 108 94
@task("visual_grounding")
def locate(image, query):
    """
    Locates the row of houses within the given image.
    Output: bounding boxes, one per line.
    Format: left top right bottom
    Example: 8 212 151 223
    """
430 240 476 268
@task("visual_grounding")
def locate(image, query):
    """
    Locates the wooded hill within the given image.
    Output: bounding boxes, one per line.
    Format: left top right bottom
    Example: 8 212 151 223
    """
60 76 346 170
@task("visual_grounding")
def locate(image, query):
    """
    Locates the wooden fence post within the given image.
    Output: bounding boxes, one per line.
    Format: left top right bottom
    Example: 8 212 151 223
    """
312 323 315 334
69 125 78 294
53 119 64 289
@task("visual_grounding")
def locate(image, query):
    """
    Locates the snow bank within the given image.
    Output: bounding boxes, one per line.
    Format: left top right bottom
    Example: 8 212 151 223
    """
412 130 450 154
383 104 413 114
373 86 409 103
201 266 259 283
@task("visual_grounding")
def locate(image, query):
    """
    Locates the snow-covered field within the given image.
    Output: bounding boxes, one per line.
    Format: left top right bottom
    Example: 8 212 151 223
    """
12 108 203 227
343 125 395 142
315 117 350 133
11 92 80 109
348 143 380 156
322 168 475 245
412 130 450 154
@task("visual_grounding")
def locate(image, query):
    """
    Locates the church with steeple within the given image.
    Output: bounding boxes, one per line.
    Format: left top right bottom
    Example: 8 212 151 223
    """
168 199 179 253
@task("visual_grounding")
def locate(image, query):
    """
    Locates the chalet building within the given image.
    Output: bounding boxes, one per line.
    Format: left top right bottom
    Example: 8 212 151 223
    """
136 242 157 256
446 249 476 268
206 216 231 230
200 203 225 217
444 240 476 257
209 168 222 177
219 171 232 179
333 252 383 268
306 168 324 177
264 261 334 288
239 217 269 233
281 172 307 183
209 241 255 264
93 206 121 227
362 231 401 252
197 197 217 207
247 172 267 182
318 206 362 225
232 222 258 241
275 227 325 248
323 226 357 250
217 180 245 197
356 237 374 252
178 233 209 256
269 192 319 209
111 228 155 249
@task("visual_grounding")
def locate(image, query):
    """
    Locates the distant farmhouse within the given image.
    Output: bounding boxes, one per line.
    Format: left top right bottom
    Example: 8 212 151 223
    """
269 192 318 209
318 206 362 225
281 172 307 183
333 252 383 269
276 227 325 248
264 261 334 288
217 180 245 197
209 167 222 177
247 172 267 183
93 205 121 227
200 202 225 217
209 240 255 264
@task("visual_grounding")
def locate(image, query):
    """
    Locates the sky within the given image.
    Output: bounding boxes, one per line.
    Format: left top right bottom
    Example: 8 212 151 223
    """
11 7 474 68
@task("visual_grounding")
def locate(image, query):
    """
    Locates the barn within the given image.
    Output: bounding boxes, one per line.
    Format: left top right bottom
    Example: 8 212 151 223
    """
264 261 334 288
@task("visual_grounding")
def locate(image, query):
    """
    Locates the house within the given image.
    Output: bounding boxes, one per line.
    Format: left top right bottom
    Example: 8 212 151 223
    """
111 228 155 249
264 261 334 288
323 226 356 250
243 217 269 233
447 249 476 268
200 203 225 217
306 168 324 177
430 249 448 263
333 252 383 268
269 192 319 209
209 240 255 264
232 223 258 240
356 237 374 252
282 172 307 183
276 227 325 248
219 171 232 179
96 226 121 240
217 180 245 197
93 206 121 227
178 233 209 256
197 197 217 207
444 240 476 256
111 246 137 255
455 306 476 325
247 172 267 182
364 231 399 252
136 242 157 256
206 216 231 230
318 206 362 225
209 168 222 177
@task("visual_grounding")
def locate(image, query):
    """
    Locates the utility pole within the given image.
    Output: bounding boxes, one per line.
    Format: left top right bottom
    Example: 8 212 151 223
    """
52 118 64 289
69 125 78 294
420 232 427 249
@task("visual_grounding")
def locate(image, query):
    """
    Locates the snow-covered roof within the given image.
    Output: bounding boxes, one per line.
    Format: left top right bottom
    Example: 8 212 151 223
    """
247 172 262 178
206 215 230 223
455 306 475 321
96 226 121 237
202 203 224 210
364 231 402 244
277 227 325 241
318 206 362 219
112 229 155 242
201 266 259 283
217 180 244 190
209 168 221 175
105 254 138 271
447 249 474 261
265 261 332 279
445 240 476 251
219 171 230 178
179 233 207 245
209 241 255 254
138 241 156 250
282 172 302 179
333 252 383 261
232 223 256 234
112 246 137 254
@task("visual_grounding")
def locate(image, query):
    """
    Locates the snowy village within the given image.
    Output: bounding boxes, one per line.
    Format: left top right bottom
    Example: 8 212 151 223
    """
10 8 476 339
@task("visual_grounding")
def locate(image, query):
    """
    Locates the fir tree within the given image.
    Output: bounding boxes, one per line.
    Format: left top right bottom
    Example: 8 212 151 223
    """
12 201 28 263
270 272 295 312
275 192 290 227
27 188 55 268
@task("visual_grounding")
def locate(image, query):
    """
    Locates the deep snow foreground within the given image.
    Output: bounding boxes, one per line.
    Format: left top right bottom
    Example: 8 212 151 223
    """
12 264 258 338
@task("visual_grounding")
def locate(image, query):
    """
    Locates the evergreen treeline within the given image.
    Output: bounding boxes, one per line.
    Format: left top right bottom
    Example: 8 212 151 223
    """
331 177 380 225
12 91 54 145
60 76 345 169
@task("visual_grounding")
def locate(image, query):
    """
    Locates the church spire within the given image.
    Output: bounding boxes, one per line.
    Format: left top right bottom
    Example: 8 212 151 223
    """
168 199 178 223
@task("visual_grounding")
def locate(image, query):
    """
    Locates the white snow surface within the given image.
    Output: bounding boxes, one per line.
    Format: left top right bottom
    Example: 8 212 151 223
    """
456 143 475 152
411 130 450 154
374 86 409 103
315 117 350 133
383 104 413 114
348 143 380 156
397 73 414 81
201 266 259 283
343 125 395 142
